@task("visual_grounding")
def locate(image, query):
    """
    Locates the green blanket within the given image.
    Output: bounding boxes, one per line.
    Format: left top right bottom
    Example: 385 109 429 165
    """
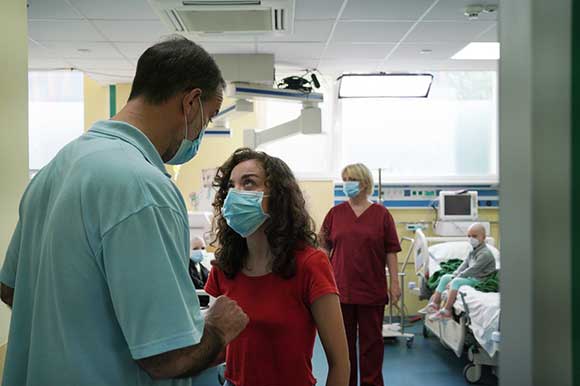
427 258 500 293
427 259 462 290
474 271 500 293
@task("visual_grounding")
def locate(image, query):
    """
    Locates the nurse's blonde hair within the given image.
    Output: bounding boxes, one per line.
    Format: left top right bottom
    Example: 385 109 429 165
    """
342 163 374 196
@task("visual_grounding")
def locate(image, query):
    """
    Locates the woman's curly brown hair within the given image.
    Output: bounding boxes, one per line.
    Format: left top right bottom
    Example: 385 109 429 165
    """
211 148 318 279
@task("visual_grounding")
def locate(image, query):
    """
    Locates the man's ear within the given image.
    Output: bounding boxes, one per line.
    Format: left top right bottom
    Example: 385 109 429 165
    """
183 88 203 109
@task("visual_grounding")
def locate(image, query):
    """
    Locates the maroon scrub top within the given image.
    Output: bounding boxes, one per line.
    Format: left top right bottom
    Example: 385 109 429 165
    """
321 202 401 305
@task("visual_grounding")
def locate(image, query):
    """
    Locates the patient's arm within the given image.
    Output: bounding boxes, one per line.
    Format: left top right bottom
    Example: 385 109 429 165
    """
1 283 14 308
453 259 469 277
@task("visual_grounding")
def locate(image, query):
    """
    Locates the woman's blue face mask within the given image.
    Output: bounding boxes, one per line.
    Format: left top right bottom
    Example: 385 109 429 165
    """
221 188 270 238
343 181 361 198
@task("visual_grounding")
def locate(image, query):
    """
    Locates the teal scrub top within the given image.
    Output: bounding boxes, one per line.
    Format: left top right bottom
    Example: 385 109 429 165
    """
1 120 206 385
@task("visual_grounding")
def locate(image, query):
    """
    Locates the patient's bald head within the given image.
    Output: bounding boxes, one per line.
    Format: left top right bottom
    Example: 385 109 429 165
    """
467 223 486 243
191 236 206 250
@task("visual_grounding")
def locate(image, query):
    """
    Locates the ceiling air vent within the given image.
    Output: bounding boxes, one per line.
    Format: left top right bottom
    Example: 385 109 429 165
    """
149 0 294 35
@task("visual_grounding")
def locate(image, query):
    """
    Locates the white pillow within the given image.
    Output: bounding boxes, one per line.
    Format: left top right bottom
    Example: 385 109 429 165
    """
429 241 500 269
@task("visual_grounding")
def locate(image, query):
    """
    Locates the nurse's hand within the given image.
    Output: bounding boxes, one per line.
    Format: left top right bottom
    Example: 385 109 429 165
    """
389 283 402 305
205 295 249 345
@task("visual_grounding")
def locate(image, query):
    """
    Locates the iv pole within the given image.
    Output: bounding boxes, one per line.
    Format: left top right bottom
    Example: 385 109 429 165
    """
380 168 415 347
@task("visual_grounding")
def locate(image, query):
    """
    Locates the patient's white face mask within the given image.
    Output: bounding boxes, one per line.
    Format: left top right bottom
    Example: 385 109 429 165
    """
468 237 480 249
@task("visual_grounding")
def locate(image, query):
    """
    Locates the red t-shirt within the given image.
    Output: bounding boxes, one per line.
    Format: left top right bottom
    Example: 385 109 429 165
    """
321 202 401 305
204 246 338 386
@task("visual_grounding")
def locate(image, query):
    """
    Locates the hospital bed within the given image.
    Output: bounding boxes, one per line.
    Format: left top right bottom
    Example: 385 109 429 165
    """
408 229 500 384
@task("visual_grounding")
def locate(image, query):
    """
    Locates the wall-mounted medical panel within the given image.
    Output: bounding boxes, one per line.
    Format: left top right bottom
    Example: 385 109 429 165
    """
333 184 499 209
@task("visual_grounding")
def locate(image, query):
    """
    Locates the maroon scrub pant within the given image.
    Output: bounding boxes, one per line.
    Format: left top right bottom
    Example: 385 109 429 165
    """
341 303 385 386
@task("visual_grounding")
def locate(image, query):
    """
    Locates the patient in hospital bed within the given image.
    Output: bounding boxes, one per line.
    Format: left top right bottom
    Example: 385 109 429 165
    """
418 223 497 321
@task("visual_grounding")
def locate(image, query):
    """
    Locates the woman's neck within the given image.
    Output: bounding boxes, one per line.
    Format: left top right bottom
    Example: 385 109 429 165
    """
244 228 272 275
349 194 371 207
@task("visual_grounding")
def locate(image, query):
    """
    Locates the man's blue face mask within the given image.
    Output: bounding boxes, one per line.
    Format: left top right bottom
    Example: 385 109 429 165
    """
221 188 270 238
166 97 206 165
343 181 361 198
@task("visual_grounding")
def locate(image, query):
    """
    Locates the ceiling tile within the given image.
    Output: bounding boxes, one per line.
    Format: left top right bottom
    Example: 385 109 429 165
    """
318 58 384 74
68 0 159 20
27 0 82 20
29 40 62 59
387 42 467 61
28 20 104 41
274 58 319 70
323 43 395 59
113 42 155 59
258 20 334 42
37 41 124 59
332 21 413 43
342 0 435 21
475 24 498 42
114 40 258 60
424 0 498 21
28 58 74 70
381 59 498 71
67 58 135 70
404 21 495 43
295 0 344 20
92 20 171 42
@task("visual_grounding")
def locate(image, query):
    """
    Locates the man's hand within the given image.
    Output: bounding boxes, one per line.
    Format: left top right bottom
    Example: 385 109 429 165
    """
389 282 402 305
137 295 248 380
205 296 249 345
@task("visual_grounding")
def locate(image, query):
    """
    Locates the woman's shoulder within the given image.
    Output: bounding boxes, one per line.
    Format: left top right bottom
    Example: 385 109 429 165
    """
331 201 350 211
295 245 330 268
325 201 349 218
370 202 393 216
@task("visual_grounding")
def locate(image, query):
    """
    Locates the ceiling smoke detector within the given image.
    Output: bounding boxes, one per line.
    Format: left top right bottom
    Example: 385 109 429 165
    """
464 4 497 20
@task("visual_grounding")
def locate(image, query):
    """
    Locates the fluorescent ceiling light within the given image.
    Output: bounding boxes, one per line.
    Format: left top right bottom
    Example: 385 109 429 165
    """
338 73 433 98
452 42 500 60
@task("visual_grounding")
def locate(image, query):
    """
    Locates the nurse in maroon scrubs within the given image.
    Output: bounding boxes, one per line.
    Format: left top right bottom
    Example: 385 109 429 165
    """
319 163 401 386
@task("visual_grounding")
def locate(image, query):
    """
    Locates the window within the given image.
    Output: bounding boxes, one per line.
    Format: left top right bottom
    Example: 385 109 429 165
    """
252 72 498 183
28 71 84 175
255 80 335 179
338 71 498 183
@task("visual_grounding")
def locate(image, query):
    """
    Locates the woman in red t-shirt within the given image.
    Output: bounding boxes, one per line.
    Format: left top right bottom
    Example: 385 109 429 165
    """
205 148 349 386
319 163 402 386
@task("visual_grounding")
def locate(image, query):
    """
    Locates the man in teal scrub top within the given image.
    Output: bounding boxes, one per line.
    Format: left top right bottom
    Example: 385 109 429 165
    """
0 36 248 386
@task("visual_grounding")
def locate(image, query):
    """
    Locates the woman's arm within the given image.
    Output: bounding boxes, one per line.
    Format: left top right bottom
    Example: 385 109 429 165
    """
386 252 401 305
311 294 350 386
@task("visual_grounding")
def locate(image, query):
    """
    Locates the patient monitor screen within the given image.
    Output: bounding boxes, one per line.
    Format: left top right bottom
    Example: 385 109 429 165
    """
444 195 472 216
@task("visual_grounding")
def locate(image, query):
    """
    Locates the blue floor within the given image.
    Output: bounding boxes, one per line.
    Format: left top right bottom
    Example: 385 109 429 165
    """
312 321 498 386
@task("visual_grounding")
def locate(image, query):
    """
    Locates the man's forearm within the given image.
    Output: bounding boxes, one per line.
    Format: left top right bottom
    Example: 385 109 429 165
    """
137 323 224 380
176 324 225 378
